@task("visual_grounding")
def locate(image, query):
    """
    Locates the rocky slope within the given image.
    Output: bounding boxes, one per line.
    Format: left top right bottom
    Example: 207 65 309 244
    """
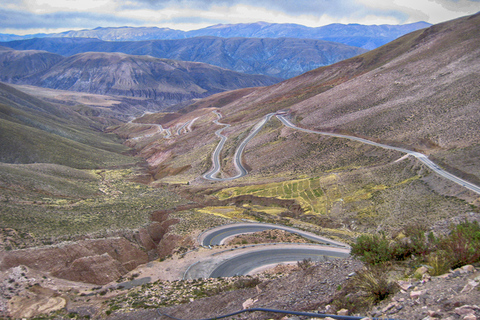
0 37 367 79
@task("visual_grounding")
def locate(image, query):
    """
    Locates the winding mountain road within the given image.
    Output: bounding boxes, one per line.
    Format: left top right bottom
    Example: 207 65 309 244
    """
202 110 480 195
199 223 347 247
208 245 349 278
185 222 350 279
189 110 480 278
276 115 480 195
203 111 274 181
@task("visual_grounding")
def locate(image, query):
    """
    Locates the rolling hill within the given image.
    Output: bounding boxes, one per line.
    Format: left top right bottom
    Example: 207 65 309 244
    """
0 47 63 82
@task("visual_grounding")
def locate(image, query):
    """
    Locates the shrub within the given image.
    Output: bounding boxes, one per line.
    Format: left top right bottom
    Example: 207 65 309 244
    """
297 258 313 270
426 251 451 276
232 277 261 289
353 266 398 305
350 233 394 265
351 221 480 270
439 220 480 269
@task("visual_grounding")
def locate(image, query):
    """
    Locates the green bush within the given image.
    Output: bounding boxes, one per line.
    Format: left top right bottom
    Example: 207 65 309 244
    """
351 220 480 271
350 232 394 265
391 225 432 261
438 220 480 269
353 266 398 304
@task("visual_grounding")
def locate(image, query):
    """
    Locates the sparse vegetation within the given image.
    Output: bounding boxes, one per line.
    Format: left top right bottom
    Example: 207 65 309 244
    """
0 168 185 248
351 220 480 272
104 275 267 314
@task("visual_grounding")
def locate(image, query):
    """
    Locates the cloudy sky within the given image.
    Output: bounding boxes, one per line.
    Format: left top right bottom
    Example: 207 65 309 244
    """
1 0 479 35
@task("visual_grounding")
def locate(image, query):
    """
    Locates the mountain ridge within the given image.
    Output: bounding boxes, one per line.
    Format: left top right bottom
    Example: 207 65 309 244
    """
0 49 280 106
0 37 367 79
0 21 431 50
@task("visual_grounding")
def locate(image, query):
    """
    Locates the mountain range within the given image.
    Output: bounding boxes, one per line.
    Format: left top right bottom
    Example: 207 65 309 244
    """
0 21 431 50
0 47 279 105
0 12 479 320
0 37 367 79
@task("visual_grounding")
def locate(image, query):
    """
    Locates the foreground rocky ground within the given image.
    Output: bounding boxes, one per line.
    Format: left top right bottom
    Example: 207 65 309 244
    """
1 213 479 319
1 250 479 319
104 260 480 320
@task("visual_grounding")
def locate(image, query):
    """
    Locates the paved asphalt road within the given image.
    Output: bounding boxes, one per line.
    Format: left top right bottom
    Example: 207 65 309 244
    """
200 223 348 247
203 111 274 181
209 246 349 277
203 111 231 181
276 115 480 195
202 111 479 194
183 223 349 279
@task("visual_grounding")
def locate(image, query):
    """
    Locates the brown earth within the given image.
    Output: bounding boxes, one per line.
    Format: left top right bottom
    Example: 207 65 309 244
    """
0 211 186 285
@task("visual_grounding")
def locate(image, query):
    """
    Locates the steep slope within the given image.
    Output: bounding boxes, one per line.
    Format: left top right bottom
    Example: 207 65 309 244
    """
122 13 480 234
0 82 134 168
0 46 63 82
0 37 367 79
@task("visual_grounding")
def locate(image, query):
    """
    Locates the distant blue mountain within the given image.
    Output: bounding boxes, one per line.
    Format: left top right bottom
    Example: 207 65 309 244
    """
0 37 367 79
0 21 431 50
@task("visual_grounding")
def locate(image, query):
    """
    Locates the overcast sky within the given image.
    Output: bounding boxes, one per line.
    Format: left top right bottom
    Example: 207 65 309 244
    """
1 0 479 35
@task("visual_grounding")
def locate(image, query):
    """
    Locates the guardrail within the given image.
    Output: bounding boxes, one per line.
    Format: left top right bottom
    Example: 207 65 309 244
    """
157 307 401 320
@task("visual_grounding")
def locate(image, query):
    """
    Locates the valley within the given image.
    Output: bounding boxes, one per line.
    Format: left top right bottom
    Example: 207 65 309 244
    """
0 12 479 320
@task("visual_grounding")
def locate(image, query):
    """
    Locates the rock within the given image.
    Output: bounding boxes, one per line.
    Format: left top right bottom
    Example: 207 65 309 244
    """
325 304 336 314
460 280 479 293
454 305 479 316
51 253 126 285
410 290 426 299
415 266 429 277
461 265 475 273
135 228 157 251
337 308 349 316
398 280 413 290
428 310 438 317
0 237 148 284
382 302 397 313
242 298 257 309
464 315 477 320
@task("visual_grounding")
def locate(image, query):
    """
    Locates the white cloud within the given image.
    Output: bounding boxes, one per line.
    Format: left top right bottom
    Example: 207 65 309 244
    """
19 0 119 14
357 0 480 23
1 0 479 35
114 3 402 29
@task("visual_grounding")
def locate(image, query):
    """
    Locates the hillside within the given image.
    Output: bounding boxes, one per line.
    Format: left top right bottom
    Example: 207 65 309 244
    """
0 37 367 79
0 21 430 50
119 13 480 235
0 82 134 167
0 50 279 105
0 46 63 82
